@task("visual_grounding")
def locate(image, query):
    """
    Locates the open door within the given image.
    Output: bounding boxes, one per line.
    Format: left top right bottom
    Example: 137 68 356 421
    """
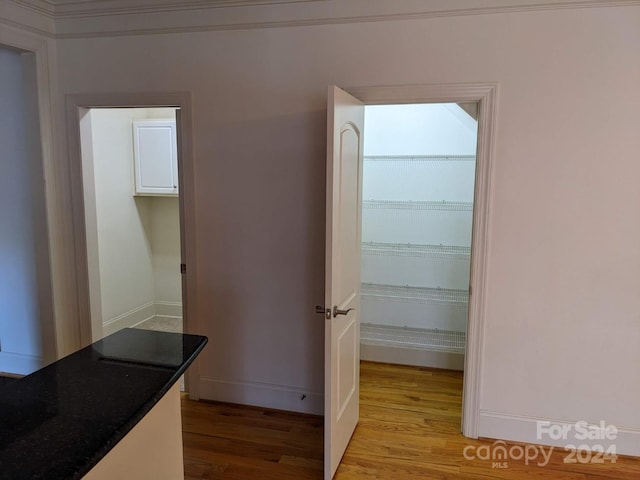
324 86 364 479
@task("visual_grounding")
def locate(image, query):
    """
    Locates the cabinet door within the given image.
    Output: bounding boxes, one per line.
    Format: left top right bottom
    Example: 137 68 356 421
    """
133 120 178 196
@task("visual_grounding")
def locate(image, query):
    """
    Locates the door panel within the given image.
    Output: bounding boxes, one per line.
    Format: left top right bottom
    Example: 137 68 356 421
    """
324 86 364 480
337 318 357 418
337 128 359 306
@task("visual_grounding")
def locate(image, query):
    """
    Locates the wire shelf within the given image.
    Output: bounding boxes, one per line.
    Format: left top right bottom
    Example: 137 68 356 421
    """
363 200 473 212
361 323 466 354
364 155 476 162
362 241 470 259
361 283 469 306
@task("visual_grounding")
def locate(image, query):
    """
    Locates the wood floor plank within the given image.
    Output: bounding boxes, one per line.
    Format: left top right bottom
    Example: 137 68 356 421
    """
182 361 640 479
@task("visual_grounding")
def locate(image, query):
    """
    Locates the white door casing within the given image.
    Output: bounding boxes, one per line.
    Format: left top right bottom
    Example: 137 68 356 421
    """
0 29 58 366
65 92 201 399
323 84 496 474
324 86 364 480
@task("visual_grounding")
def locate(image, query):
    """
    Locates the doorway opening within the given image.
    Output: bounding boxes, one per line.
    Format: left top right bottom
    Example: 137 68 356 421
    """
0 44 55 376
78 107 183 341
360 102 478 371
67 92 199 397
324 84 496 477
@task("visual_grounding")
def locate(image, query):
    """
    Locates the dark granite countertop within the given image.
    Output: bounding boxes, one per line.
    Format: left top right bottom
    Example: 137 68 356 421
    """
0 328 207 480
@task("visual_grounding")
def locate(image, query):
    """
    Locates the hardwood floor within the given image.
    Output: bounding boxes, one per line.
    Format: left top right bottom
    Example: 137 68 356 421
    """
181 394 323 479
182 361 640 479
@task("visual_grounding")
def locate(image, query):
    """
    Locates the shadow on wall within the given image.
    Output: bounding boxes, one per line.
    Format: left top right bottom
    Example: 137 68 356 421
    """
198 108 327 413
0 46 51 375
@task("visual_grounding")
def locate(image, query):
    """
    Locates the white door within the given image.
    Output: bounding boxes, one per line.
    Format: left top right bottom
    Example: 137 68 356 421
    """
324 86 364 480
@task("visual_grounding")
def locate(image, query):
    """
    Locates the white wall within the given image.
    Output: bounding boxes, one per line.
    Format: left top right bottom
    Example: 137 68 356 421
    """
150 197 182 306
364 103 478 156
52 3 640 450
90 108 155 326
0 46 45 374
89 108 181 334
363 104 477 203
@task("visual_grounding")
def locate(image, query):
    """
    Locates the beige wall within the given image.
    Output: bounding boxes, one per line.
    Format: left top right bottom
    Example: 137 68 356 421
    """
150 197 182 305
90 108 156 325
5 0 640 453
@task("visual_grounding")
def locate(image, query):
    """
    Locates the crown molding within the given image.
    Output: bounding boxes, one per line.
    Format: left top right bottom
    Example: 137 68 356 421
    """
52 0 322 18
1 1 56 37
11 0 55 18
0 17 54 39
51 0 640 39
3 0 639 39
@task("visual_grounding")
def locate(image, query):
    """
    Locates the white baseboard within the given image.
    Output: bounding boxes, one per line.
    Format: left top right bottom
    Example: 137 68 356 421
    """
199 376 323 415
155 301 182 318
153 315 181 323
0 351 43 375
479 411 640 457
103 301 183 336
361 343 464 370
103 302 155 336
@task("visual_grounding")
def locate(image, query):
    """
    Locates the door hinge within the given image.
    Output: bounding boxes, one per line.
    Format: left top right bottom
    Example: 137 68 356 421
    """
469 285 472 296
180 263 187 274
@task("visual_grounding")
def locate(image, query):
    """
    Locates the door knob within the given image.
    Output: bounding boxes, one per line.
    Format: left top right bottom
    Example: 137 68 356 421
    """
333 306 355 318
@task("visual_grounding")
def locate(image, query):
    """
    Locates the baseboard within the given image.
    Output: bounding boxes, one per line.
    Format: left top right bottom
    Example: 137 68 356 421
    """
199 376 323 415
103 301 183 335
0 351 43 375
153 315 182 323
155 301 182 318
479 411 640 457
361 343 464 370
103 302 155 336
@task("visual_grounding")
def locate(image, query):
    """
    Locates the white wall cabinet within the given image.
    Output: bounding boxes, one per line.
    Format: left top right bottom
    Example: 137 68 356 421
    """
132 119 178 196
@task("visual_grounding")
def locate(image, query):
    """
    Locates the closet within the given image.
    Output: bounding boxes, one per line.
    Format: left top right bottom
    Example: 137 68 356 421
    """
360 103 478 370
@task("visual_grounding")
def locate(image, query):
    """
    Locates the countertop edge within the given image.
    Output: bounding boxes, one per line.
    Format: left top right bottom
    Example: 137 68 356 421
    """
72 334 208 480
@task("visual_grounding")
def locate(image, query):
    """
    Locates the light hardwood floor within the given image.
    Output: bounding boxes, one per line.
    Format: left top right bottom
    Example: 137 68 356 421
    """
182 361 640 479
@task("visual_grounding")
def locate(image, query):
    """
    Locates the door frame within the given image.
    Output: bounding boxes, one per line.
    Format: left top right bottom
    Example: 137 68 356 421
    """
65 92 201 398
0 28 58 367
345 83 498 438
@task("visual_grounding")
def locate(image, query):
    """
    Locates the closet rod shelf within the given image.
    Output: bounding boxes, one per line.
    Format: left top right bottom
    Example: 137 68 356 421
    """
364 155 476 162
363 200 473 212
361 283 469 306
362 241 470 259
360 324 466 354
